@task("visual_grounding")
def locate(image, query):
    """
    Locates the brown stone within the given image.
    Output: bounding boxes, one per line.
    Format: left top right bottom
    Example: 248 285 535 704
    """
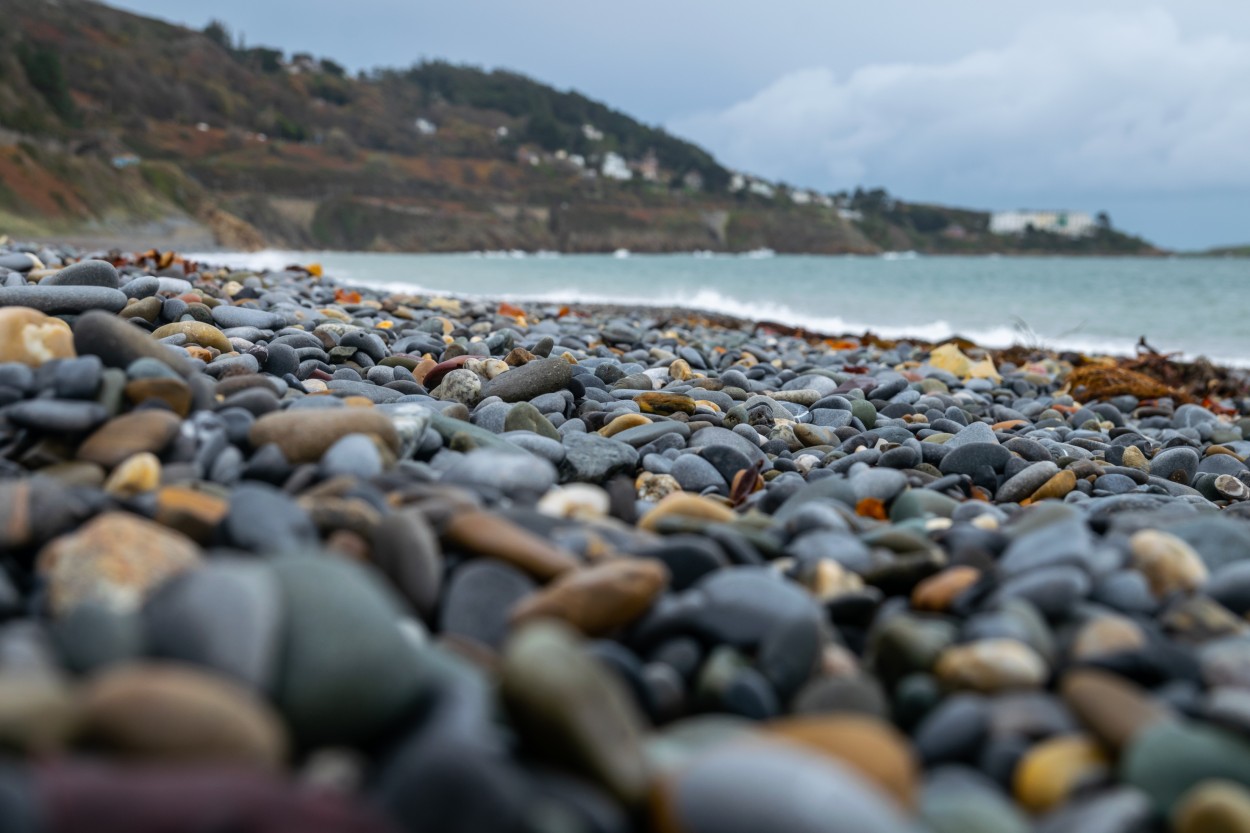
934 638 1048 692
1070 614 1147 661
1013 734 1110 813
1025 469 1077 503
1130 529 1208 596
77 410 182 469
1061 668 1175 752
76 663 287 770
767 714 919 808
639 492 736 532
154 485 229 543
124 377 193 415
248 408 400 464
37 512 202 615
635 392 697 415
0 306 75 366
444 510 579 581
151 321 232 352
119 296 163 323
511 558 669 636
911 566 981 611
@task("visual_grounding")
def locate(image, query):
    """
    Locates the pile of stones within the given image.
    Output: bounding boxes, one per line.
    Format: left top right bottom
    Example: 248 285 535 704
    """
3 243 1250 833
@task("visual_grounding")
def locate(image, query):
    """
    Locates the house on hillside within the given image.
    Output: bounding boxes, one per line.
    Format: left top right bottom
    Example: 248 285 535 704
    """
582 124 605 142
602 152 632 181
990 210 1095 237
414 118 438 136
637 150 660 182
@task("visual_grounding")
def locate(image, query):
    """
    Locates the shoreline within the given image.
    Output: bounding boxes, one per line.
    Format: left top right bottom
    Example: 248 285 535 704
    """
3 241 1250 829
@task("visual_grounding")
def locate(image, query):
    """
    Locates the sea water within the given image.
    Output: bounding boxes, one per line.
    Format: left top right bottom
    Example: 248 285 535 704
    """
194 251 1250 366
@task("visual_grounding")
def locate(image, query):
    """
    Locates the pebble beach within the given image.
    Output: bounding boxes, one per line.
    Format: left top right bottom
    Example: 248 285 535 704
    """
4 242 1250 833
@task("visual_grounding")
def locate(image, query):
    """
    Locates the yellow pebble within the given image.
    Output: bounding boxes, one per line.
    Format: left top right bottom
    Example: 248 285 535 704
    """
103 453 162 497
1013 735 1109 813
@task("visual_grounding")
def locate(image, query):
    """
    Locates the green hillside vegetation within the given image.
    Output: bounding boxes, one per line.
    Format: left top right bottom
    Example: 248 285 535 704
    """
0 0 1161 255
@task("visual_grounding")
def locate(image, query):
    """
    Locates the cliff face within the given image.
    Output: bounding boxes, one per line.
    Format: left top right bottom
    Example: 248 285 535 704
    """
0 0 1160 255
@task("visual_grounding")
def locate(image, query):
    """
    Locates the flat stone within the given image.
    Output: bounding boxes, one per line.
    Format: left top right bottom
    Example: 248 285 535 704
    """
211 305 283 330
511 558 669 636
0 285 127 314
442 448 557 504
481 357 573 402
4 400 108 434
249 408 400 463
443 510 578 580
76 662 287 770
560 432 639 483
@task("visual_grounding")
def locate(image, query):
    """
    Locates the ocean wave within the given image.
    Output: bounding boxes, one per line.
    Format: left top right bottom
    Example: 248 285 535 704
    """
185 250 1250 367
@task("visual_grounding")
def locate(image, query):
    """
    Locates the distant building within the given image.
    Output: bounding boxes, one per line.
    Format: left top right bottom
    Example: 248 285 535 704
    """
729 173 746 192
837 207 864 222
748 180 775 199
682 170 704 191
495 125 510 139
789 189 813 205
602 151 633 181
582 124 605 142
637 150 661 182
990 210 1095 237
111 153 141 169
414 118 437 136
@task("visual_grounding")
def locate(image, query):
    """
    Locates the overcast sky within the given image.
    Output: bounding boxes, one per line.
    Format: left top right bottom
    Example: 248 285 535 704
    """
111 0 1250 249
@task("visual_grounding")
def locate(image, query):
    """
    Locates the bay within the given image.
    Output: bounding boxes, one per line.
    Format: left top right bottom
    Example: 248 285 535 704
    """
195 251 1250 365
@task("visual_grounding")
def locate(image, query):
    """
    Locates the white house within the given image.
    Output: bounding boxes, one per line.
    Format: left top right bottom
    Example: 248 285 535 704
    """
414 118 437 136
789 189 813 205
582 124 605 142
602 151 633 181
748 180 775 199
990 210 1096 237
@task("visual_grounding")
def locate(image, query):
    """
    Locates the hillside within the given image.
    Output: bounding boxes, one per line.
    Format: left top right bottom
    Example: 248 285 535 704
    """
0 0 1161 255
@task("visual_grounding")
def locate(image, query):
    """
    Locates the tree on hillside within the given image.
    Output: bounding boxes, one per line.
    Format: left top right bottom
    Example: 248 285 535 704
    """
203 20 231 50
17 43 76 124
